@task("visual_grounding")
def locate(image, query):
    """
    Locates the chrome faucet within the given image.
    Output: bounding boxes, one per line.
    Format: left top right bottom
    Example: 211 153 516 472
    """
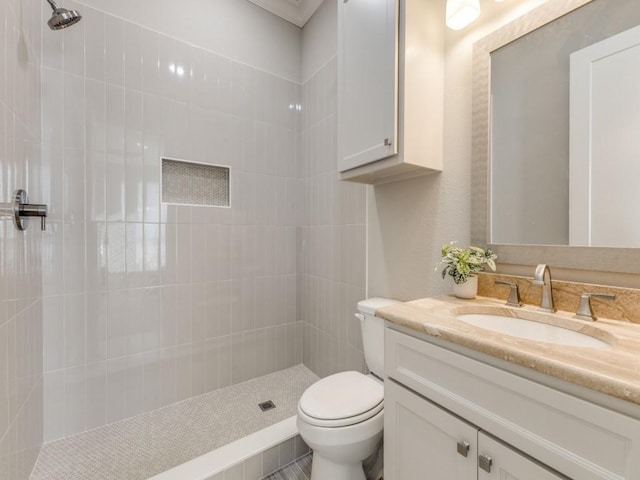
532 264 556 313
494 280 523 307
574 292 616 321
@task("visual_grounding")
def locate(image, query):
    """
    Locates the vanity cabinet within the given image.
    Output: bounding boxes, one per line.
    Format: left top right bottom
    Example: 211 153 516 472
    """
384 327 640 479
337 0 444 184
385 379 477 479
385 380 564 480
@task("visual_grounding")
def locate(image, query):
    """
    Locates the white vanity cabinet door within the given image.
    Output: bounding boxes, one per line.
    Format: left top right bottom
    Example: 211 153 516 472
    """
478 433 566 480
385 380 478 480
338 0 398 172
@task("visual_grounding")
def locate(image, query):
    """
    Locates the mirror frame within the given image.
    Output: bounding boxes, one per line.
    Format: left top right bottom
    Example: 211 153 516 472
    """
471 0 640 274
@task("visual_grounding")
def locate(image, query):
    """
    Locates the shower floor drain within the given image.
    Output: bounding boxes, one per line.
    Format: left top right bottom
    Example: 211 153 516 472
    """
258 400 276 412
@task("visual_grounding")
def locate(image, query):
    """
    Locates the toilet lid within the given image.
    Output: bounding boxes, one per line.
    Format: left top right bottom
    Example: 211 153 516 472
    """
298 371 383 423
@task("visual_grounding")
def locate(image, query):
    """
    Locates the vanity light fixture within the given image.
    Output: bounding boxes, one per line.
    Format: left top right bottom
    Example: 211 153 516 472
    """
446 0 481 30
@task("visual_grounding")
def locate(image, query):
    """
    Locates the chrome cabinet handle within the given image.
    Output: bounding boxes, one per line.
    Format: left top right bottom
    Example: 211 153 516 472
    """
457 440 470 457
479 454 493 473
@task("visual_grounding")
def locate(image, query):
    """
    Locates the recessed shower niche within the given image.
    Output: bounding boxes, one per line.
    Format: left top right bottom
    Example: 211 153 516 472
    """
161 158 231 207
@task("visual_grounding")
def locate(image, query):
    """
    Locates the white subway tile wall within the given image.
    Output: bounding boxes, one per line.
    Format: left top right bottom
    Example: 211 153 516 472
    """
300 58 367 377
0 0 368 469
0 0 45 477
40 2 303 442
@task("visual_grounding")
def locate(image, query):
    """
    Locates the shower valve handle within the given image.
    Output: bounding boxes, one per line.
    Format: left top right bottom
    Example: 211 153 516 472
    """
0 190 48 231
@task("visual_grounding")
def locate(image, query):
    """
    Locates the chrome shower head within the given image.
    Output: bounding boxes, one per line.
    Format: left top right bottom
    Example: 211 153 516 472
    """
46 0 81 30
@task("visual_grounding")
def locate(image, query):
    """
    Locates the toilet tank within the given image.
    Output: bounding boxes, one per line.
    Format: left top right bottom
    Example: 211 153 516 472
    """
357 298 400 378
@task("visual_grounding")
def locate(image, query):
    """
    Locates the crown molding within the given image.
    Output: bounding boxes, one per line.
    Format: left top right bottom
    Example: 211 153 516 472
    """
247 0 324 27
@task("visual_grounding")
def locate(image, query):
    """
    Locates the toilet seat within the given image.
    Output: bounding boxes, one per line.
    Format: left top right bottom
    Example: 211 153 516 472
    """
298 400 383 428
298 371 384 428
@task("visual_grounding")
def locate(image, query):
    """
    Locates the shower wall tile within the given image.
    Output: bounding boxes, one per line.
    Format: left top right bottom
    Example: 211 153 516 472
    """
124 23 143 92
40 5 303 442
85 10 105 82
300 58 367 379
106 357 126 423
85 360 107 430
0 0 43 477
64 364 87 437
42 14 62 71
105 15 125 87
63 73 85 151
41 67 63 147
62 6 84 76
42 370 63 443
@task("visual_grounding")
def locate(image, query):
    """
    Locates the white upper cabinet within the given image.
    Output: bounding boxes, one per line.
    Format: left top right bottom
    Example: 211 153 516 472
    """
338 0 445 184
338 0 398 172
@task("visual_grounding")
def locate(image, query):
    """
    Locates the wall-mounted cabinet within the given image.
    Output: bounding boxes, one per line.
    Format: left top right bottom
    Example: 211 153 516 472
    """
338 0 445 184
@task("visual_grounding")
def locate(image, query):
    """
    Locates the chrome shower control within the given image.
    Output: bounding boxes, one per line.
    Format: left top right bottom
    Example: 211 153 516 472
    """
0 189 48 231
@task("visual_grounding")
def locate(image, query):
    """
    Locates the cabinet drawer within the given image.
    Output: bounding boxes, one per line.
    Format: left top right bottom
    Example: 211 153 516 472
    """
385 327 640 480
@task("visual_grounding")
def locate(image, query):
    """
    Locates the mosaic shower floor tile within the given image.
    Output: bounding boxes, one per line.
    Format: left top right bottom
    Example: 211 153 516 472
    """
31 365 318 480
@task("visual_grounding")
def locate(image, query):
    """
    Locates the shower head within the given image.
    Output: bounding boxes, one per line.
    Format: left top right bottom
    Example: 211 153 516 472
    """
45 0 81 30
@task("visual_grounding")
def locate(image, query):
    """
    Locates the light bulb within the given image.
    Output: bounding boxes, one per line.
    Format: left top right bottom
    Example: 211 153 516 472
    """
446 0 481 30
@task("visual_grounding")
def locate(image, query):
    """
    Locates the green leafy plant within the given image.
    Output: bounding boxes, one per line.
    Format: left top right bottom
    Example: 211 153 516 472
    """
436 242 497 284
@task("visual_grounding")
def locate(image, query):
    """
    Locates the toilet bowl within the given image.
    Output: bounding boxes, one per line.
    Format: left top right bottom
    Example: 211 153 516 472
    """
297 371 384 480
296 298 399 480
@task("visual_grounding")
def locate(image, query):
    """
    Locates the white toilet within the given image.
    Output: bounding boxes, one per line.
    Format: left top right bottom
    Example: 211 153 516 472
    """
297 298 399 480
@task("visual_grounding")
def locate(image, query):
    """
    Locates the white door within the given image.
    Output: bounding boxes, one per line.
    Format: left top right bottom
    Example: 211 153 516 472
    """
570 25 640 247
478 433 566 480
384 380 478 480
338 0 398 172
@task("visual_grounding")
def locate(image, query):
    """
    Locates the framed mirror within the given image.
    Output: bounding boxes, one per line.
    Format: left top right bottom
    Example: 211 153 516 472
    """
471 0 640 274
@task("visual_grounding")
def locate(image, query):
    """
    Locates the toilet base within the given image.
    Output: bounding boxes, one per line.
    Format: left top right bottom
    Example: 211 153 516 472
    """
310 452 366 480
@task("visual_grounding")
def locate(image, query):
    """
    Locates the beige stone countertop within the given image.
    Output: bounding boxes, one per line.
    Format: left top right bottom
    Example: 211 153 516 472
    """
377 295 640 406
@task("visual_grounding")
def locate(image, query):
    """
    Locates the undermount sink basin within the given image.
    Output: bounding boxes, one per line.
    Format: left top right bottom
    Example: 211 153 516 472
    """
457 313 611 349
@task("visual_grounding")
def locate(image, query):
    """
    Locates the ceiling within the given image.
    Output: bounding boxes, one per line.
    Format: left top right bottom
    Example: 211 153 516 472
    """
247 0 324 27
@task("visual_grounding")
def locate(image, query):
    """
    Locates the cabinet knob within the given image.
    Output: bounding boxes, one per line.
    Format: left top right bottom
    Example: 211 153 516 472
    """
456 441 470 457
384 138 392 146
479 454 493 473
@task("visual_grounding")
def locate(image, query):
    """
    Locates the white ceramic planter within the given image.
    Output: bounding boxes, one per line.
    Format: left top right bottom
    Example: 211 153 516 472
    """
453 275 478 299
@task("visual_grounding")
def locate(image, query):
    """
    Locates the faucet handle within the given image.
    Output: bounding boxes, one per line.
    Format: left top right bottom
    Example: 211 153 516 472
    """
574 292 616 321
494 280 523 307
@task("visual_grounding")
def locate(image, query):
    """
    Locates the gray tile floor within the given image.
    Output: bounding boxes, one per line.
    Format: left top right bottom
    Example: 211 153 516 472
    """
263 453 312 480
30 365 319 480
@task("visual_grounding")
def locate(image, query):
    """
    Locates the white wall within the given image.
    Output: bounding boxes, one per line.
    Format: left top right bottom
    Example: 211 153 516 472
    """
73 0 302 82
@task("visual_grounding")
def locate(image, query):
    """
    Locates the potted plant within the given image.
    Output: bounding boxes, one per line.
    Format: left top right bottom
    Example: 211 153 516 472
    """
437 242 497 299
